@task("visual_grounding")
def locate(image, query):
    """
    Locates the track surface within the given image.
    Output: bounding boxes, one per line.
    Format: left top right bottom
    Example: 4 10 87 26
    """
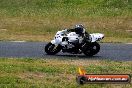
0 42 132 61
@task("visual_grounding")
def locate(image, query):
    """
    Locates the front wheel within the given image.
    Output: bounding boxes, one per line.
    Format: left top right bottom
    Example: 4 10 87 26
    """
45 42 62 55
83 42 100 56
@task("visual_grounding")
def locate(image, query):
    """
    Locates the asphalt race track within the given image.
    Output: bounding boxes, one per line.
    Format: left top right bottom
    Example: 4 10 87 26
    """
0 42 132 61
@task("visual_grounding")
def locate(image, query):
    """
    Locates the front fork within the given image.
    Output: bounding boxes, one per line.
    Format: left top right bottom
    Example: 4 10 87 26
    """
50 40 60 50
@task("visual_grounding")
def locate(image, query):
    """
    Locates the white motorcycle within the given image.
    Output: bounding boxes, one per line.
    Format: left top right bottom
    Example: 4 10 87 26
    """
45 30 104 56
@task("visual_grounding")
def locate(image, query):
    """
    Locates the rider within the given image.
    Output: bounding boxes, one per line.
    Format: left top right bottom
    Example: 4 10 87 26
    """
62 24 89 53
62 24 89 42
69 24 88 37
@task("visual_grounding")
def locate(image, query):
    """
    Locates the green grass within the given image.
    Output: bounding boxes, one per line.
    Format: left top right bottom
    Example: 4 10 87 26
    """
0 0 132 42
0 57 131 88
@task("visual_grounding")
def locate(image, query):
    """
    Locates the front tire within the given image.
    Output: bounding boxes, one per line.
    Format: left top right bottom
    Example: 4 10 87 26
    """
45 42 61 55
83 42 100 56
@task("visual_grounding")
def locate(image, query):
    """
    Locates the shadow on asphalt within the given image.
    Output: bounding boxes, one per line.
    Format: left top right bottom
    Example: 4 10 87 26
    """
43 54 105 60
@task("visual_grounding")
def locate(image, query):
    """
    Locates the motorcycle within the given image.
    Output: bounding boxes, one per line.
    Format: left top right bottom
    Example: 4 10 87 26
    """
45 30 104 56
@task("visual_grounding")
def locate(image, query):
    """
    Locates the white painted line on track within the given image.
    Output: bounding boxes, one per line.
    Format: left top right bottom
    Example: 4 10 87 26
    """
125 43 132 44
10 41 26 43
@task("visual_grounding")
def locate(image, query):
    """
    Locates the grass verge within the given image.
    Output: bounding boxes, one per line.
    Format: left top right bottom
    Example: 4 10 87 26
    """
0 57 131 88
0 0 132 42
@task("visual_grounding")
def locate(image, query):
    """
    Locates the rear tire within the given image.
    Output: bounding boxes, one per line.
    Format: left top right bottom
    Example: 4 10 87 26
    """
83 42 100 56
45 42 61 55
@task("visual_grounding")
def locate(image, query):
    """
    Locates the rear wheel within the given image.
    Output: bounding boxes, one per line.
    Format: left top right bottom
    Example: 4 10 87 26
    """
83 42 100 56
45 42 61 55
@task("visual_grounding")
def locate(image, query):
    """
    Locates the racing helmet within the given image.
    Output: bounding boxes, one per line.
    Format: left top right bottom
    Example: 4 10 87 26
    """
74 24 85 35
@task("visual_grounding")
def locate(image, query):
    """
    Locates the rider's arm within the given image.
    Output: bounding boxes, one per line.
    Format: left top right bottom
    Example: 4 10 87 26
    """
85 31 89 36
67 29 75 32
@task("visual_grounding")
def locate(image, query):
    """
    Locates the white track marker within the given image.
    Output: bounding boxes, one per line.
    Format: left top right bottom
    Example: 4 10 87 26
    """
126 43 132 44
11 41 26 43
